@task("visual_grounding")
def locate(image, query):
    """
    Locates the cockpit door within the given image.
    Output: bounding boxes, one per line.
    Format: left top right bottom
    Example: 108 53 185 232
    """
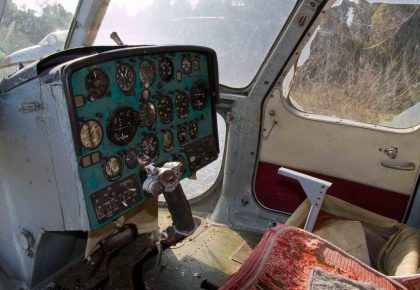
256 0 420 221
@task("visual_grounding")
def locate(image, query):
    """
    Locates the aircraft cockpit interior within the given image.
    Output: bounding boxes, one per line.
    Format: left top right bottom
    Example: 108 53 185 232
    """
0 0 419 289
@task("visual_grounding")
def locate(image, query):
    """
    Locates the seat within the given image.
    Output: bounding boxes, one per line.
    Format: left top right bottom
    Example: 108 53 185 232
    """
220 225 408 290
287 195 420 290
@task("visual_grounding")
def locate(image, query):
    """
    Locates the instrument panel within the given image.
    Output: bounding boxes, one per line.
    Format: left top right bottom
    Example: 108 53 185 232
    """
64 46 219 229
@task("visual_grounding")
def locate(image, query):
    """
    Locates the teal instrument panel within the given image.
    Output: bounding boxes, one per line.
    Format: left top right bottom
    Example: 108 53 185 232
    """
63 46 219 229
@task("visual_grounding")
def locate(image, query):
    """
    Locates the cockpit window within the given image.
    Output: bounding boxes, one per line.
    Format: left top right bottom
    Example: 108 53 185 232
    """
0 0 77 78
95 0 297 88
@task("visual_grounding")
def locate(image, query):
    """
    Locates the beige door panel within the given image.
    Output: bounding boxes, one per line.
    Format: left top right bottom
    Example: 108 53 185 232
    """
260 88 420 196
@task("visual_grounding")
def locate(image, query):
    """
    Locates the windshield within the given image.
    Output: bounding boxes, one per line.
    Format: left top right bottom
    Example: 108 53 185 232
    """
0 0 77 79
95 0 297 88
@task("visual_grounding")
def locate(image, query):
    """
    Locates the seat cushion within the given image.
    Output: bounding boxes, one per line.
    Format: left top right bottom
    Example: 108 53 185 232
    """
220 225 406 290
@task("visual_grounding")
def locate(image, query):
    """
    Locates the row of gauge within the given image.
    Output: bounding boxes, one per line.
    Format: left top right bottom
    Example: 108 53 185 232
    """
80 122 196 181
84 56 201 99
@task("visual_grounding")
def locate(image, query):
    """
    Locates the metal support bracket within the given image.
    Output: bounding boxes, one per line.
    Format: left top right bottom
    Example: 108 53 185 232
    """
278 167 332 232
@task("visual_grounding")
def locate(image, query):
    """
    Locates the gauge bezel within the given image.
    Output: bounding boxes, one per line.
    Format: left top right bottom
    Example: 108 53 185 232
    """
138 101 157 128
175 91 189 119
190 79 209 110
158 56 174 82
102 156 123 181
139 59 157 88
140 133 160 161
116 63 136 95
85 68 110 99
79 119 104 150
181 56 192 75
107 106 137 146
162 129 175 152
158 95 173 124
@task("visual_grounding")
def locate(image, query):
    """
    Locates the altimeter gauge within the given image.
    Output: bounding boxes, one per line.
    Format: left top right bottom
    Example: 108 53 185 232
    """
80 120 103 149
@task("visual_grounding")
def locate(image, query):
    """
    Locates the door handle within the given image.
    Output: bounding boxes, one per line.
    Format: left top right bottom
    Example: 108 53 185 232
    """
381 161 415 171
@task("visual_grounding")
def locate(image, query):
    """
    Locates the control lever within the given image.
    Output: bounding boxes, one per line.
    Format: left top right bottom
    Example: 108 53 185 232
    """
131 154 198 289
137 153 185 196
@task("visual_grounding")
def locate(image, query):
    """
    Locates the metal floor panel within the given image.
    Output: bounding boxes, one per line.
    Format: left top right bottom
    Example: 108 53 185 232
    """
56 209 262 289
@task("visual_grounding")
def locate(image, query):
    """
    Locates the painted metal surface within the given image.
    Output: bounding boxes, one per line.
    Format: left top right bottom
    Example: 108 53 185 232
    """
0 45 219 289
278 167 331 232
210 0 330 231
68 47 219 229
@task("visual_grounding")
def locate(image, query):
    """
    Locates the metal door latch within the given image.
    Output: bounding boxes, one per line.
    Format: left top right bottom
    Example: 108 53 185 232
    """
384 147 398 159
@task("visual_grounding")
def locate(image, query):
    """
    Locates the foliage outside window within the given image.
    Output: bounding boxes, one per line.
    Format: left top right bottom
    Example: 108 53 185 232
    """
284 0 419 129
0 0 76 79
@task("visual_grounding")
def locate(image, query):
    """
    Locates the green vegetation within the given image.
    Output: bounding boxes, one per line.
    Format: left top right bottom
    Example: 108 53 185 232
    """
0 1 73 55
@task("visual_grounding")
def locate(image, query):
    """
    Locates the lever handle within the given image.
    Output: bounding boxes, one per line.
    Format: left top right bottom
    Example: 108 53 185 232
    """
381 161 415 171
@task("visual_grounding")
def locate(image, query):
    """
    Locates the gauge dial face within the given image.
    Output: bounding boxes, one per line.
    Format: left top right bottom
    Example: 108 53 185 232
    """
107 107 137 146
139 60 156 88
125 148 139 169
162 129 174 152
116 64 135 94
181 56 192 74
140 134 159 161
177 127 188 145
175 91 189 119
103 156 123 181
80 120 103 149
85 68 109 99
158 95 173 124
139 101 156 127
189 122 198 139
159 57 174 82
190 80 209 110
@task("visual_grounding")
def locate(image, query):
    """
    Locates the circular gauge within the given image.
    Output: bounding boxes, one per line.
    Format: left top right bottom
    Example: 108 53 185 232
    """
125 148 139 169
103 156 123 181
139 60 156 88
177 127 188 145
116 64 135 94
162 129 174 152
190 80 209 110
189 122 198 139
158 95 173 124
175 91 189 119
139 101 156 127
159 57 174 82
181 56 192 74
85 68 109 99
140 134 159 161
192 59 200 71
107 107 137 146
80 120 103 149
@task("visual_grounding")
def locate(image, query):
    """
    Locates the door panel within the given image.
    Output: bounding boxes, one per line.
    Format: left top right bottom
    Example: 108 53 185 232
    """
256 162 409 221
256 89 419 220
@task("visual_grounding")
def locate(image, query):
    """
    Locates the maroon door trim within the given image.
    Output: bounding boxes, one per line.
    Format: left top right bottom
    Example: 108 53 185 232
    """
255 161 409 221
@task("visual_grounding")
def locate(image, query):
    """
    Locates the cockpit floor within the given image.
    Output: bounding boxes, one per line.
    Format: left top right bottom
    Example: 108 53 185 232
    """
56 209 262 289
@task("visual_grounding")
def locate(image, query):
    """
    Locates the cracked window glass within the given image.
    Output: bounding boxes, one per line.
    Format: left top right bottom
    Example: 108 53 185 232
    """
283 0 420 129
95 0 297 88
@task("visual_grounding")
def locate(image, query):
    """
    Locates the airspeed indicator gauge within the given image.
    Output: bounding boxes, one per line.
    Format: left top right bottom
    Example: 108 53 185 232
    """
80 120 103 149
116 64 135 94
85 68 109 99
